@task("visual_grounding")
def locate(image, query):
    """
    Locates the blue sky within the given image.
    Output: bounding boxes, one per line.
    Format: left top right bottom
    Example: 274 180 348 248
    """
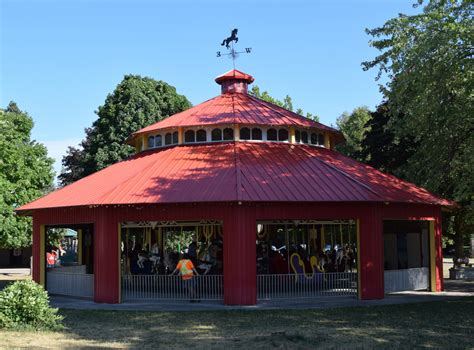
1 0 419 176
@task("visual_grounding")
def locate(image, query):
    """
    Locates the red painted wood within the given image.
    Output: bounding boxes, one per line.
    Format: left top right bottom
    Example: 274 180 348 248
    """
358 204 384 299
93 210 120 303
435 212 444 291
30 201 445 304
32 217 41 284
223 206 257 305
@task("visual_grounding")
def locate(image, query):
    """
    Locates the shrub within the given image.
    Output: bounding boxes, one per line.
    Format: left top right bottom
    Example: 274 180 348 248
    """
0 280 63 330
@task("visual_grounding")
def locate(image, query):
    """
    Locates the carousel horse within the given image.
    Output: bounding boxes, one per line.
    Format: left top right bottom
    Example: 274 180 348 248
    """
290 253 323 284
137 251 148 269
221 28 238 49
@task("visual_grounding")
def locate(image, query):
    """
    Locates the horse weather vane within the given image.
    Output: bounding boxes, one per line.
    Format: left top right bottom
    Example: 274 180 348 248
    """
217 28 252 69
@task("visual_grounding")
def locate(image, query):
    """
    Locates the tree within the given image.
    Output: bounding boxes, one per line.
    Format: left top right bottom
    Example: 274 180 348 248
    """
59 75 191 186
249 85 320 122
335 106 372 160
363 0 474 258
0 102 54 248
360 102 416 175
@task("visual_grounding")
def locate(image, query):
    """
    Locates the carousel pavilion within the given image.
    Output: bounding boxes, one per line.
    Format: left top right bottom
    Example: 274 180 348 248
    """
17 69 452 305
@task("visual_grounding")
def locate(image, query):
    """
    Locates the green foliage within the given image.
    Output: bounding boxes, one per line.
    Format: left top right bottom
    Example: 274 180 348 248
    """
249 85 320 122
164 229 194 253
0 280 63 330
335 106 372 159
360 102 416 175
363 0 474 257
0 102 54 248
59 75 192 186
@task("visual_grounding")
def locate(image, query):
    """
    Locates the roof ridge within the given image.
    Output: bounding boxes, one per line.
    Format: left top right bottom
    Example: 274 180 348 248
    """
298 145 383 199
246 94 336 131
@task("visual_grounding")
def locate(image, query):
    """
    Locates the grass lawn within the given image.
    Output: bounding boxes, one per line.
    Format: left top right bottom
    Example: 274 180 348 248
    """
1 298 474 349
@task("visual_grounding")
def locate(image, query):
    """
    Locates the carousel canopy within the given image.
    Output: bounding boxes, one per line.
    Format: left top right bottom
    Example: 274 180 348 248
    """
17 69 453 214
17 142 451 213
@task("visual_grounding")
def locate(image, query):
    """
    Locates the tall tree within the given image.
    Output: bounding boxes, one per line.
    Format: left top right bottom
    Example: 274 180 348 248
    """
249 85 320 121
335 106 372 160
0 102 54 248
363 0 474 257
59 75 191 186
360 102 416 175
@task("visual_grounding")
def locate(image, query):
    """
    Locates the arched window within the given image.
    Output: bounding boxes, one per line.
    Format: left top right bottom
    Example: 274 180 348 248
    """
295 130 301 143
155 134 163 147
185 130 195 143
211 128 222 141
196 129 207 142
165 133 172 145
267 128 277 141
301 131 309 144
223 128 234 141
310 133 317 145
318 133 325 146
252 128 262 140
148 135 155 148
278 128 289 141
172 131 178 144
240 127 251 140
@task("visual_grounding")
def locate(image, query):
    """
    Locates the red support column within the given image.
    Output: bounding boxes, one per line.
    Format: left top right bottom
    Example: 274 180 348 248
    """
358 205 384 299
32 218 41 284
94 212 120 303
434 213 444 292
223 206 257 305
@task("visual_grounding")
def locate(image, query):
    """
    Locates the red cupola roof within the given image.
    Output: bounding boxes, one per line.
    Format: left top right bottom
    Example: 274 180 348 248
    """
215 69 255 94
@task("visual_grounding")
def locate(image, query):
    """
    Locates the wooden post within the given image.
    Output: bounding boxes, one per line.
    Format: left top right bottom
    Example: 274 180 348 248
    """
223 206 256 305
289 126 296 143
234 125 240 141
358 206 384 299
94 211 120 303
178 127 184 144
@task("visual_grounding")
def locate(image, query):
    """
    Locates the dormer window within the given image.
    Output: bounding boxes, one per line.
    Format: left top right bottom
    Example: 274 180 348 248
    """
252 128 262 140
173 132 178 144
278 129 289 142
223 128 234 140
165 133 172 145
148 136 155 148
240 127 251 140
185 130 195 143
212 128 222 141
301 131 308 144
295 130 301 143
318 133 325 146
155 135 163 147
196 129 207 142
267 128 277 141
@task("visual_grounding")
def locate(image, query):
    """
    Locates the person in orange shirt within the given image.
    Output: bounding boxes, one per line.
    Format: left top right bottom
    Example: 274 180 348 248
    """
171 253 200 302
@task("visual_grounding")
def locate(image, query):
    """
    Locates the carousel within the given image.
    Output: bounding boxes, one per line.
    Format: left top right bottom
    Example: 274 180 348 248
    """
17 69 452 305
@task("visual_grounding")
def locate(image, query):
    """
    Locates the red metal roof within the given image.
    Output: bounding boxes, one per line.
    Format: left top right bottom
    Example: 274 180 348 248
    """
215 69 255 84
132 93 339 135
17 142 452 213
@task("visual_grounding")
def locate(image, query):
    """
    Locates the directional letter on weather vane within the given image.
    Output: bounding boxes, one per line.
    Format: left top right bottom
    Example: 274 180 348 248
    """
216 28 252 68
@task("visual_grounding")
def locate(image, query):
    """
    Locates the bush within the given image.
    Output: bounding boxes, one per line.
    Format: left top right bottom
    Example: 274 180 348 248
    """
0 280 63 330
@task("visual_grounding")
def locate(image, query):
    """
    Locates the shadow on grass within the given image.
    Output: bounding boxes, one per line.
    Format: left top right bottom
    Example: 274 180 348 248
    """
58 297 474 349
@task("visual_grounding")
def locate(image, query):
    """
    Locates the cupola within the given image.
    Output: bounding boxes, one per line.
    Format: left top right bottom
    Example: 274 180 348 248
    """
215 69 254 94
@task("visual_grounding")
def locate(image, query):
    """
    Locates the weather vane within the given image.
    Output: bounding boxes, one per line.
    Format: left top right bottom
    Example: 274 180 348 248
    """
217 28 252 70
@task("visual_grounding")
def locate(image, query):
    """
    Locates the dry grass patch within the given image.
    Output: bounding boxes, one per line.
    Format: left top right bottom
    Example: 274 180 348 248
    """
1 298 473 349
